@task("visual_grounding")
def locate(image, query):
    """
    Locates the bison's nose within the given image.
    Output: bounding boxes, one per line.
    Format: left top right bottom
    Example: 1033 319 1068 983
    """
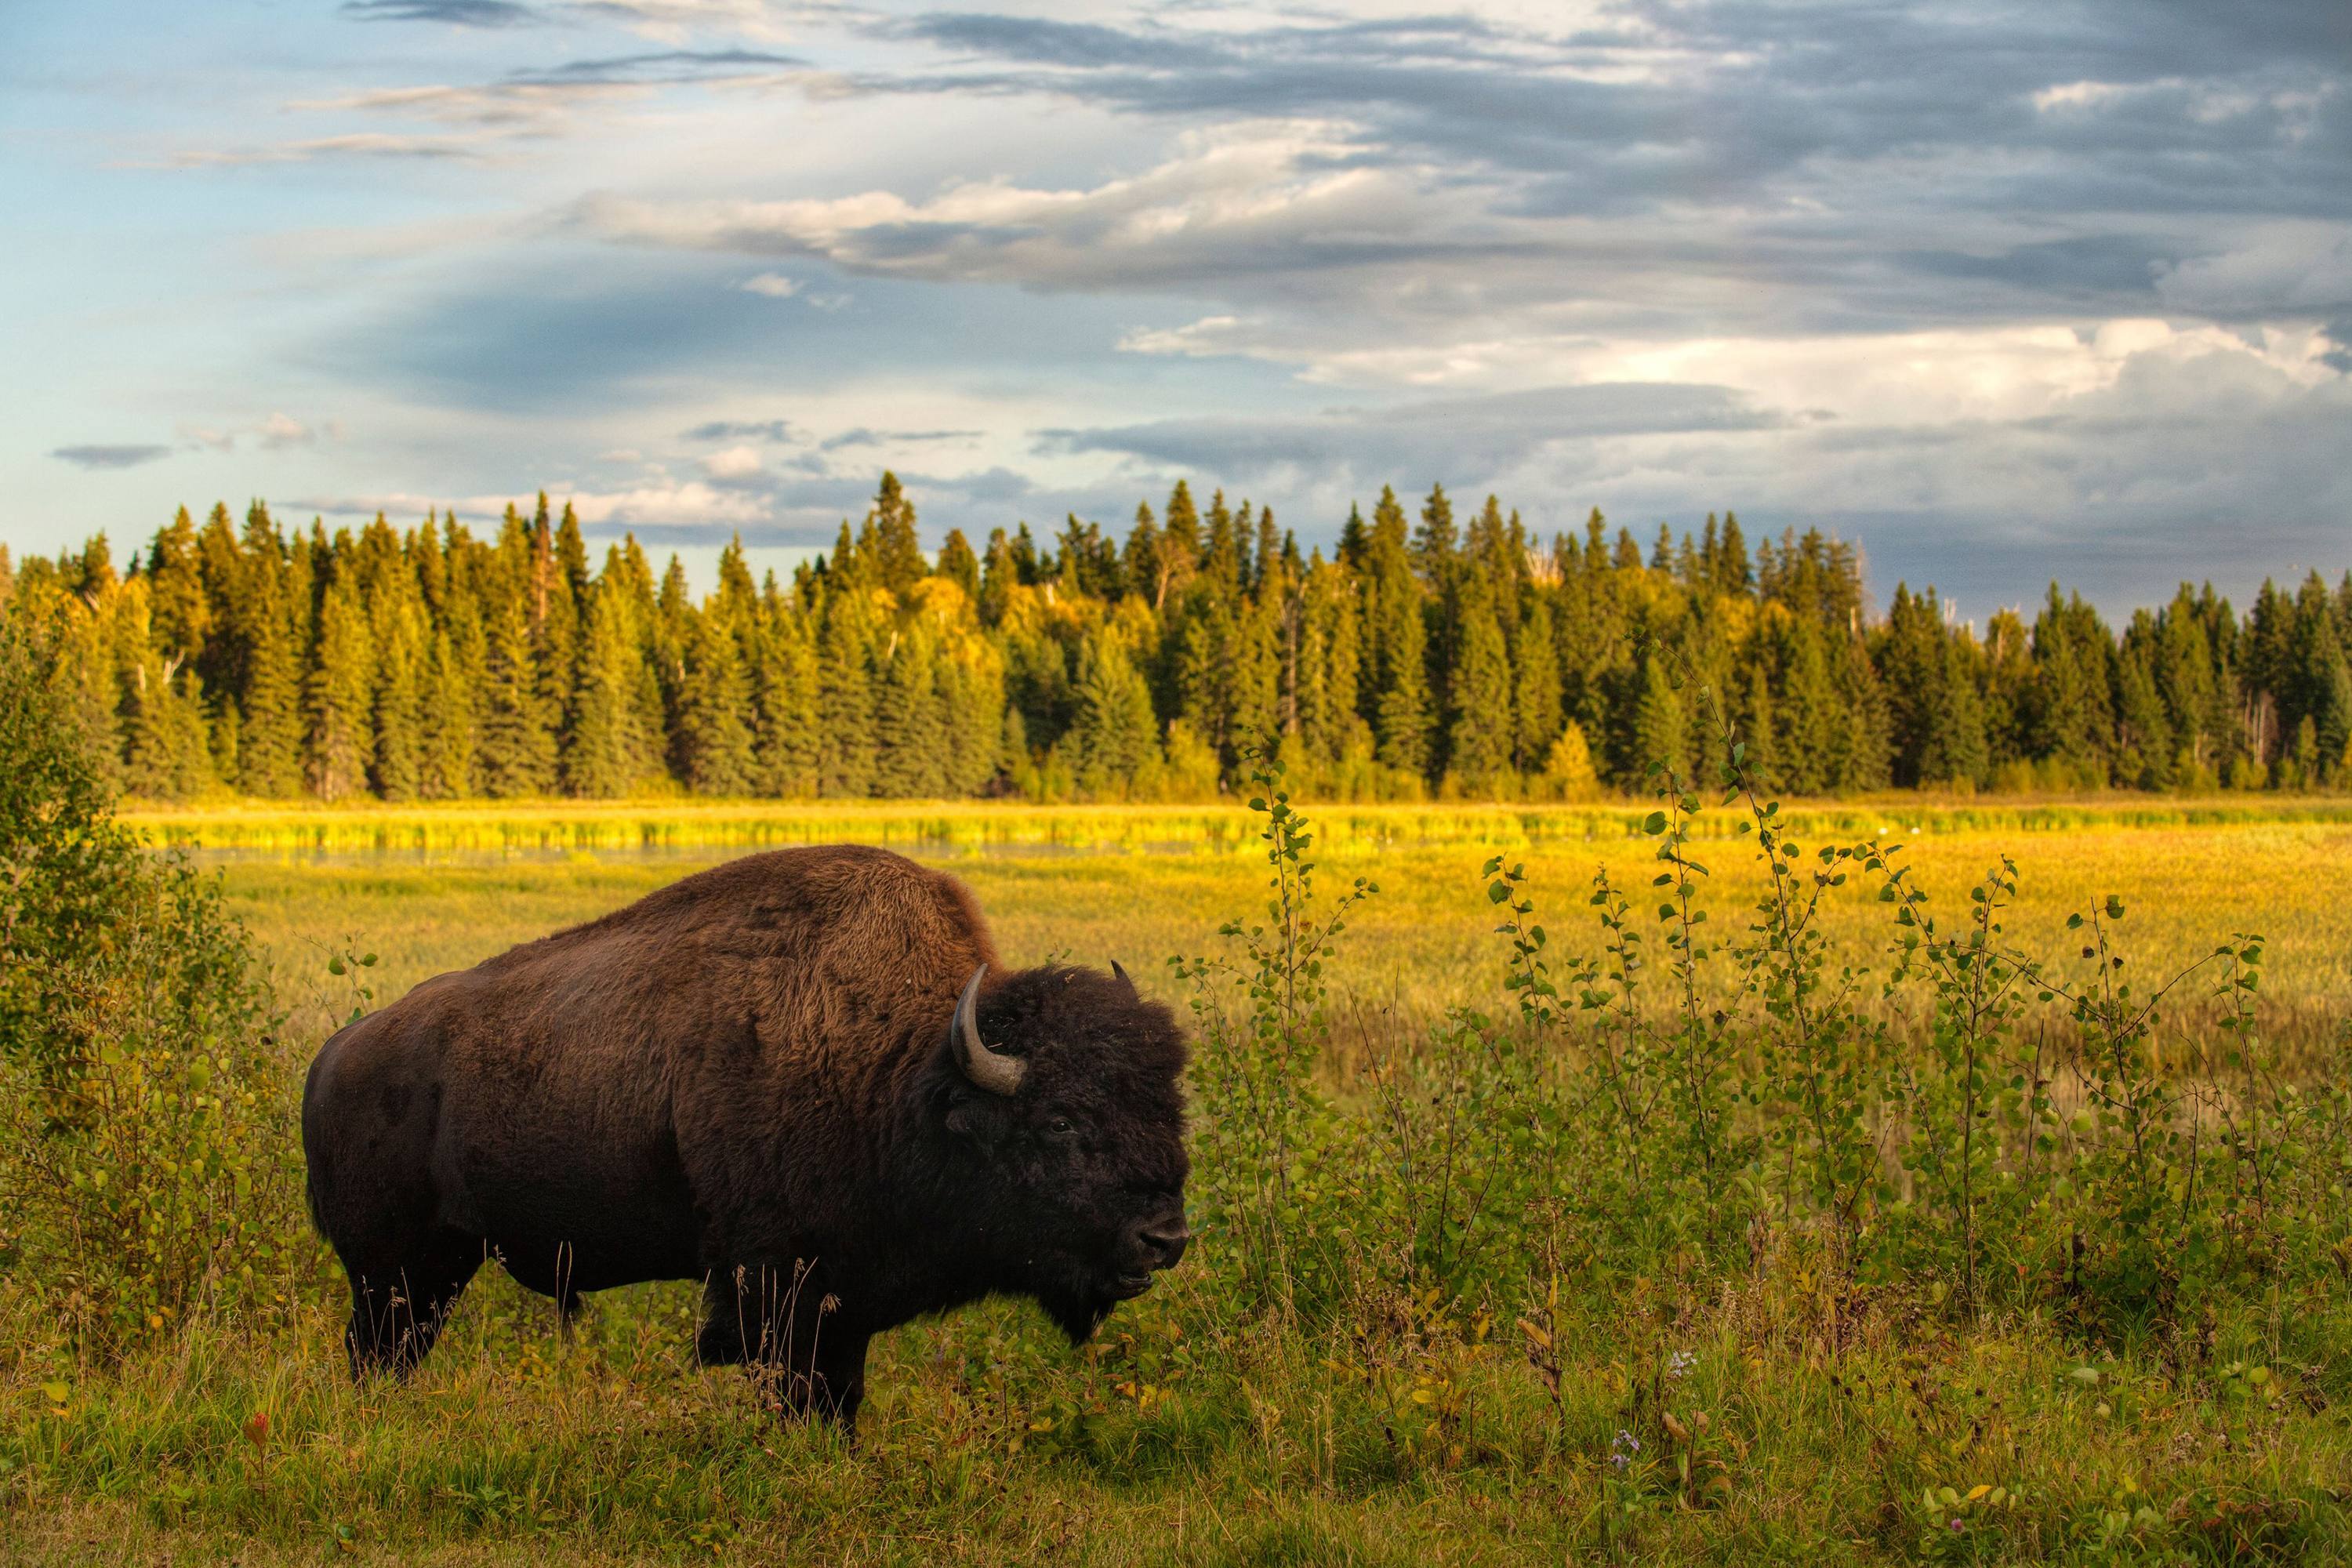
1135 1218 1190 1271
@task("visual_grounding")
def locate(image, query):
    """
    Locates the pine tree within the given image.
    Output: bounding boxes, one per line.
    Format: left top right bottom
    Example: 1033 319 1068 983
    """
238 590 303 797
1445 581 1513 791
676 609 757 796
304 564 375 799
937 529 980 600
935 637 1005 797
1363 487 1432 780
873 628 946 797
1512 592 1562 772
748 589 820 797
477 587 555 797
372 596 426 801
1068 626 1156 797
1629 653 1686 782
815 593 877 796
859 473 925 596
569 577 656 798
1296 554 1367 768
146 506 211 666
1542 720 1600 800
122 652 212 801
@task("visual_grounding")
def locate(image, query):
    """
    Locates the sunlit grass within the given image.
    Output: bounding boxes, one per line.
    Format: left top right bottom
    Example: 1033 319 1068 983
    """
10 798 2352 1564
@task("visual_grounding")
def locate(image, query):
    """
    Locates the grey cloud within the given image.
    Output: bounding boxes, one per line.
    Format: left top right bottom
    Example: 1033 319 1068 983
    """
844 2 2350 328
820 426 979 450
685 417 795 441
51 444 172 470
343 0 543 25
507 49 805 86
898 464 1032 503
902 13 1232 71
1043 383 1788 481
2322 321 2352 375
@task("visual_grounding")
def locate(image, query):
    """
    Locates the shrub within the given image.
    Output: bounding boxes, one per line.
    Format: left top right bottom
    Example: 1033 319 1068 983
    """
0 622 290 1357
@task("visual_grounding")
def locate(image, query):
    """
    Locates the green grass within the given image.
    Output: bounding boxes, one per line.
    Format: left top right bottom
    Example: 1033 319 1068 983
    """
9 800 2352 1564
198 805 2352 1068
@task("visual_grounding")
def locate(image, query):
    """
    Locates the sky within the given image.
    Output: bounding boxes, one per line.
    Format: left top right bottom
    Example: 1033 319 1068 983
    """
3 0 2347 615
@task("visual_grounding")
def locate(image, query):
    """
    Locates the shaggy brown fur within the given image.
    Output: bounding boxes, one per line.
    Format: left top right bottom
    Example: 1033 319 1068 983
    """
302 845 1189 1426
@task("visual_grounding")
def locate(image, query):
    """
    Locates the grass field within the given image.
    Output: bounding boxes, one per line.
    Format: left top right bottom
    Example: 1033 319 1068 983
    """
9 797 2352 1564
151 795 2352 1069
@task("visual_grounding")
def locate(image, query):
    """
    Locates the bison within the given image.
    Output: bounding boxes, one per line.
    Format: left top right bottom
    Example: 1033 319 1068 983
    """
301 844 1190 1427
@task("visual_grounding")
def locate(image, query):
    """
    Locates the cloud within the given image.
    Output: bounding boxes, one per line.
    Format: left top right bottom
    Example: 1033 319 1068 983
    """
341 0 542 25
177 424 238 452
2154 222 2352 316
820 426 981 450
575 120 1497 293
1043 383 1787 484
504 48 805 87
740 271 800 296
702 444 767 478
163 133 491 168
258 413 321 449
684 417 794 441
290 477 774 532
52 444 172 470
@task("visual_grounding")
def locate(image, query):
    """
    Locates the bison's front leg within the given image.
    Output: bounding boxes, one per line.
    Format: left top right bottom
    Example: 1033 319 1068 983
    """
698 1263 871 1428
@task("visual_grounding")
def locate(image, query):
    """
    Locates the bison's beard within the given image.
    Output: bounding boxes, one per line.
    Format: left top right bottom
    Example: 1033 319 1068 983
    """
1041 1285 1116 1345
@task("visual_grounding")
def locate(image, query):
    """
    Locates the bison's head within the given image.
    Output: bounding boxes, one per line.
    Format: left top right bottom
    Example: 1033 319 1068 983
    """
928 963 1190 1341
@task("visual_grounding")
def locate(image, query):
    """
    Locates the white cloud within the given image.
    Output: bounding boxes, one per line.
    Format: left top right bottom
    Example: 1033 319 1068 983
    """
702 443 766 477
259 412 321 449
2154 223 2352 315
739 271 800 297
575 120 1454 291
159 132 491 168
290 478 771 528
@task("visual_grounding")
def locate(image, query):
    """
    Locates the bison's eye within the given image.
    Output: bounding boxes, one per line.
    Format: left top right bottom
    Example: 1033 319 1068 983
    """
1047 1115 1076 1137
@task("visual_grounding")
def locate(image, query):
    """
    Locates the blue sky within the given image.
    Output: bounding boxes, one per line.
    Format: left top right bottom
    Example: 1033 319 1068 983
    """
5 0 2347 611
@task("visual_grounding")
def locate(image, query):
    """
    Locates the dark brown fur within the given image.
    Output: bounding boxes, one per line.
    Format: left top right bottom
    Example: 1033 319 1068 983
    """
302 845 1189 1426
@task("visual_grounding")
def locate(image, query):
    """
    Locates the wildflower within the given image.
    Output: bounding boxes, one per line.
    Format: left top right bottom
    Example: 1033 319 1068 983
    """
1610 1428 1641 1468
1667 1350 1695 1381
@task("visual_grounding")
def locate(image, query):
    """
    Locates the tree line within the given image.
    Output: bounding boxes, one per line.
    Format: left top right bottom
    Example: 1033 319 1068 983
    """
2 473 2346 803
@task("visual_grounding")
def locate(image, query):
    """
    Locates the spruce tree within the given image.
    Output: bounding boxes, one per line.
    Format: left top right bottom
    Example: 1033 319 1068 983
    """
372 597 426 801
937 528 980 601
676 610 757 796
1512 593 1562 773
237 590 303 797
873 629 946 797
864 473 925 595
304 565 375 799
569 578 654 798
1069 626 1156 797
1363 487 1432 780
1445 583 1513 791
1629 652 1686 783
815 593 877 797
747 588 819 797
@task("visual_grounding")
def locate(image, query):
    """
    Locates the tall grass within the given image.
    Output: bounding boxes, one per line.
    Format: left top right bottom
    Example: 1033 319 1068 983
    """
6 730 2352 1562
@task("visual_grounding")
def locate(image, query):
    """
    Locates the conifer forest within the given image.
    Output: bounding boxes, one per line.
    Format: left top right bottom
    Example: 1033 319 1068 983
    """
5 472 2345 806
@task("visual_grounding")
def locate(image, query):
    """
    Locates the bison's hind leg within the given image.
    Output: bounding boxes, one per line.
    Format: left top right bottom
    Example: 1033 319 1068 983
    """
343 1229 485 1380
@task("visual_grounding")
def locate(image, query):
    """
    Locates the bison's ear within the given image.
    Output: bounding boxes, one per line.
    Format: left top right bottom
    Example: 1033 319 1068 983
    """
951 965 1025 1096
1110 960 1138 1000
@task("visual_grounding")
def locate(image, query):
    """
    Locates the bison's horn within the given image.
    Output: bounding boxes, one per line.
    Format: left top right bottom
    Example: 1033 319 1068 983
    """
1110 960 1137 999
953 965 1024 1096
